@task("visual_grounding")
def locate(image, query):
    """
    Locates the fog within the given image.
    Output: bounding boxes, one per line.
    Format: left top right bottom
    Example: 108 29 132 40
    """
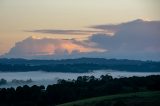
0 70 160 88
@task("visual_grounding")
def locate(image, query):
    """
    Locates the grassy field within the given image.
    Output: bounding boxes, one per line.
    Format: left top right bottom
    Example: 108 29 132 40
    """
57 91 160 106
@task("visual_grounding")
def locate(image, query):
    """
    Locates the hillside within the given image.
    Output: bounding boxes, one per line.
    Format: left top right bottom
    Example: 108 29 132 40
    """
0 58 160 72
57 91 160 106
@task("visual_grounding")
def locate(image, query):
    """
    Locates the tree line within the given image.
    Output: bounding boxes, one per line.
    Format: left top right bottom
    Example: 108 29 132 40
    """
0 62 160 72
0 75 160 106
0 58 160 72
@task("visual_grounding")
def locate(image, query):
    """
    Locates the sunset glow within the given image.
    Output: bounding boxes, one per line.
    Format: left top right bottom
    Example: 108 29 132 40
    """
0 0 160 60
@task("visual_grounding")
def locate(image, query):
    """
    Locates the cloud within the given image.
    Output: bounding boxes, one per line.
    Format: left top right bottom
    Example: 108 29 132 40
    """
27 29 102 35
2 19 160 60
90 19 160 34
2 36 105 59
88 19 160 60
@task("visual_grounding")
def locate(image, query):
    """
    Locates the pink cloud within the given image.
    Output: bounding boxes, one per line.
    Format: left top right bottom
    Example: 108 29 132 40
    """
3 36 105 58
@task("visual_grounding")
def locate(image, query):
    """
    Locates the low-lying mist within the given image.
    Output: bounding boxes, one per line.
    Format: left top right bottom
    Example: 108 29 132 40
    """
0 70 160 88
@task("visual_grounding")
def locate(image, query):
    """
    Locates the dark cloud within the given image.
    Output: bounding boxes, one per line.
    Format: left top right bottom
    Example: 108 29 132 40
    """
27 29 102 35
90 19 160 34
88 19 160 60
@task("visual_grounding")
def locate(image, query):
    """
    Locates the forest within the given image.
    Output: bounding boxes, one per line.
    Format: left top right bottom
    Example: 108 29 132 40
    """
0 74 160 106
0 58 160 72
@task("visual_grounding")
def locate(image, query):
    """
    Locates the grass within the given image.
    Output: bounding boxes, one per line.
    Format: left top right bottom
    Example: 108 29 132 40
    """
57 91 160 106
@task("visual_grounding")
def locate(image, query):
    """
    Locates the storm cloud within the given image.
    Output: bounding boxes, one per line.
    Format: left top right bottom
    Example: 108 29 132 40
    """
88 19 160 60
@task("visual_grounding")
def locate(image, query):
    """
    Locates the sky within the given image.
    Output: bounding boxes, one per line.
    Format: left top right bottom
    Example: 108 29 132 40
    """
0 0 160 60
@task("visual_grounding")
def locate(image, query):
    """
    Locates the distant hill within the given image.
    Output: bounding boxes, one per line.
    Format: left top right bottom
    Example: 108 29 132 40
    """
0 58 160 72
